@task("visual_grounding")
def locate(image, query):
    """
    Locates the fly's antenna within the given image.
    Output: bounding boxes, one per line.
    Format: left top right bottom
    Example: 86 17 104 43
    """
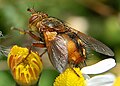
27 7 36 14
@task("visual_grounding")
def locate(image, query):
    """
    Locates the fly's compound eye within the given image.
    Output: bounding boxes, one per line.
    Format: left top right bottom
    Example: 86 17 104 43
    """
29 13 48 25
29 14 42 31
29 14 40 24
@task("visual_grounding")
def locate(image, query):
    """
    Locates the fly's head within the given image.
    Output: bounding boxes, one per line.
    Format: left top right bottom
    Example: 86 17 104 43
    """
27 8 48 32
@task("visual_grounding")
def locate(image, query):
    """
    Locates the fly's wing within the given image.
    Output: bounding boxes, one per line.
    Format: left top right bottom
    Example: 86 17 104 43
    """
69 27 114 56
0 31 10 57
0 45 10 57
47 35 68 73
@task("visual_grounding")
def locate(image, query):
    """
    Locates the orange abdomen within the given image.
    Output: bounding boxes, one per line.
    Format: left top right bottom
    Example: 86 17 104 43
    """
67 37 85 64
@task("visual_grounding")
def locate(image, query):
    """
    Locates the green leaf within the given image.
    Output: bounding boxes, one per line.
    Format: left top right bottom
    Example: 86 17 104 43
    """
38 69 59 86
0 71 15 86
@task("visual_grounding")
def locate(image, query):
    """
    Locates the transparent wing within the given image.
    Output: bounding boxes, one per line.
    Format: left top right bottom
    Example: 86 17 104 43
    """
0 31 10 57
70 28 114 56
0 45 10 57
47 35 68 73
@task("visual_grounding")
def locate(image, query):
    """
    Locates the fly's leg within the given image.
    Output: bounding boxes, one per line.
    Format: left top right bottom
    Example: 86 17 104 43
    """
11 27 47 57
40 49 47 57
69 61 80 77
15 46 32 67
83 60 87 66
32 42 45 48
11 27 43 41
71 68 80 77
32 42 47 57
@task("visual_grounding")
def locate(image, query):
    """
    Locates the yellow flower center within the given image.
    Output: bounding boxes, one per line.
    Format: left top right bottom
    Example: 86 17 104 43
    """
113 77 120 86
7 45 43 86
54 68 85 86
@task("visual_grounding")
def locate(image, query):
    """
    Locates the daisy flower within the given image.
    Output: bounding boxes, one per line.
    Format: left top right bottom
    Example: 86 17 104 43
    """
113 76 120 86
54 58 116 86
7 45 43 86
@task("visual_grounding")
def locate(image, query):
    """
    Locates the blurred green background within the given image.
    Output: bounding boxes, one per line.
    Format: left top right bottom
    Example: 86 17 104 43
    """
0 0 120 86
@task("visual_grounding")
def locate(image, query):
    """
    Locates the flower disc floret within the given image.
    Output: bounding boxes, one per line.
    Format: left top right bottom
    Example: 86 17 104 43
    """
54 68 85 86
7 45 43 86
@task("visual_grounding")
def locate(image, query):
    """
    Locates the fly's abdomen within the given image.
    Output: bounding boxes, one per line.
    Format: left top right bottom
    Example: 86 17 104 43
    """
63 34 86 65
67 39 85 65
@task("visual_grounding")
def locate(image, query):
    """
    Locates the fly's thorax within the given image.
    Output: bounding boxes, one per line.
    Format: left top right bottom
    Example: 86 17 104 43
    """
43 31 58 48
40 17 66 32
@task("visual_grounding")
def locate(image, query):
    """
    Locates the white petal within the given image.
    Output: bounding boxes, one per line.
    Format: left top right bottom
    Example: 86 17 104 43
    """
87 74 115 86
81 58 116 74
83 74 90 80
